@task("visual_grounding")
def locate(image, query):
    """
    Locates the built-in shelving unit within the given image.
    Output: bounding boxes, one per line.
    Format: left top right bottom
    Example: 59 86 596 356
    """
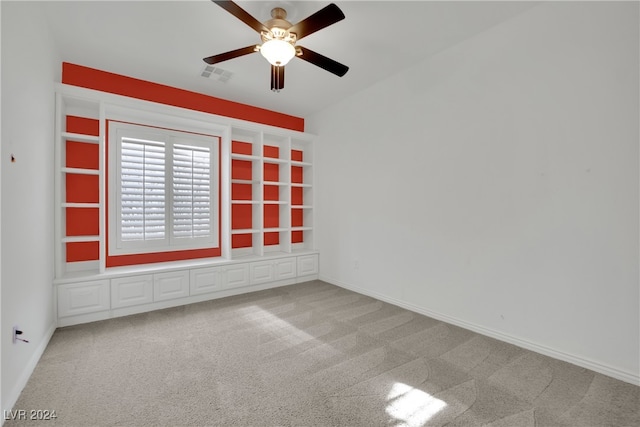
54 84 318 327
229 128 315 260
54 91 105 278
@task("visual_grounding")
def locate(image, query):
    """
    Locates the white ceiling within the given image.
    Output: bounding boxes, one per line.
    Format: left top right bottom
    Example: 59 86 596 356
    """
39 1 537 118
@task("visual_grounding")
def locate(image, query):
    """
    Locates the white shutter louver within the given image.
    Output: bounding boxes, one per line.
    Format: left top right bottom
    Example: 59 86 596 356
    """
120 138 166 241
173 144 211 239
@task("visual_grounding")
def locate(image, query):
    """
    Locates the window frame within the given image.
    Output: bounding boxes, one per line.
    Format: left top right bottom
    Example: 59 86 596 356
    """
108 119 220 257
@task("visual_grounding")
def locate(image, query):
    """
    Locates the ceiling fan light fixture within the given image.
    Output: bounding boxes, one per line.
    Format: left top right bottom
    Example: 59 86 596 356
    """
205 1 349 89
260 39 296 66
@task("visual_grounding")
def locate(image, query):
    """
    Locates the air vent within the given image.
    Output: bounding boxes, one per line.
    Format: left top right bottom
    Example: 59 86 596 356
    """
201 65 233 83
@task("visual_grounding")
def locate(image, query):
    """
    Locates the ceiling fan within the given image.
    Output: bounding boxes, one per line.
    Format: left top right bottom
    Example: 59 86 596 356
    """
203 1 349 92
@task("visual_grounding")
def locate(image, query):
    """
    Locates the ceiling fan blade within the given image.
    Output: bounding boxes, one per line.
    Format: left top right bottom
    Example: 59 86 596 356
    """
288 3 345 40
203 45 257 65
212 1 269 34
297 46 349 77
271 65 285 92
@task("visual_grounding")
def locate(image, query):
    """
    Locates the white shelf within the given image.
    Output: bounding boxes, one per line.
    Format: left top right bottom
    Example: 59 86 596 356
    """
231 153 261 161
62 132 100 144
263 181 288 186
291 205 313 209
231 179 260 185
291 183 312 188
62 235 100 243
263 157 288 165
291 161 312 167
231 228 261 235
264 200 287 205
291 227 313 232
231 200 260 205
62 167 100 175
264 228 288 232
63 203 100 208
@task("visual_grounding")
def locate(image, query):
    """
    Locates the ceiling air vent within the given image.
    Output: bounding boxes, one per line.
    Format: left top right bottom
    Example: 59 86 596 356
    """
201 65 233 83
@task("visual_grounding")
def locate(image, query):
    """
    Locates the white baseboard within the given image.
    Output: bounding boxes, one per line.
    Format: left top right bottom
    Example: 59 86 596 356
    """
320 275 640 386
2 321 56 424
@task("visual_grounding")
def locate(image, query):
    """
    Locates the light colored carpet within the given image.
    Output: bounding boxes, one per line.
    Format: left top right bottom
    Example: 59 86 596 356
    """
6 280 640 426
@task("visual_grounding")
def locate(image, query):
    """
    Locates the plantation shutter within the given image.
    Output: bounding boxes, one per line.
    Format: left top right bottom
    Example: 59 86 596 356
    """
120 138 166 241
110 120 218 256
172 144 212 239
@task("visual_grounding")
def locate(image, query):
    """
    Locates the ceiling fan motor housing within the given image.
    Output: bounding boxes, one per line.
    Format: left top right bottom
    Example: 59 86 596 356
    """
267 7 291 29
262 7 296 44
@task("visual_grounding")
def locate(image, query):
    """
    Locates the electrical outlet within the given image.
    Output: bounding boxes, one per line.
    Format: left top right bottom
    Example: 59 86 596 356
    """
12 326 28 343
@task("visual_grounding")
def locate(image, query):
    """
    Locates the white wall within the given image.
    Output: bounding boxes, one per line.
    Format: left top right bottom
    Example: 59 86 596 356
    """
1 1 60 413
0 0 3 414
308 2 639 384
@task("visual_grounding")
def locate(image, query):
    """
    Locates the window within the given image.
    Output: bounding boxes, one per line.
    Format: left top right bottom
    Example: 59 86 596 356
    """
109 121 219 256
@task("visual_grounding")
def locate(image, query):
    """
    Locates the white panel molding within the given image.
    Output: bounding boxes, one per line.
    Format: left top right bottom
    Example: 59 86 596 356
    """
58 280 110 317
223 264 251 290
297 254 319 276
320 275 640 386
108 276 298 321
153 271 190 302
56 254 319 327
56 275 318 328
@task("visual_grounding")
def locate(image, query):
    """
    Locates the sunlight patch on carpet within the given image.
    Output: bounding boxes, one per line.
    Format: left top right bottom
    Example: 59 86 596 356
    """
386 382 447 427
246 306 316 346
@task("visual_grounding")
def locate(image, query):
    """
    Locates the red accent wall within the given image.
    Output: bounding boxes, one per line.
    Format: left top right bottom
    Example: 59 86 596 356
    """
65 116 100 262
67 242 99 263
231 141 254 249
291 149 304 244
62 63 304 132
263 147 280 246
63 63 307 266
66 174 99 203
67 115 99 135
